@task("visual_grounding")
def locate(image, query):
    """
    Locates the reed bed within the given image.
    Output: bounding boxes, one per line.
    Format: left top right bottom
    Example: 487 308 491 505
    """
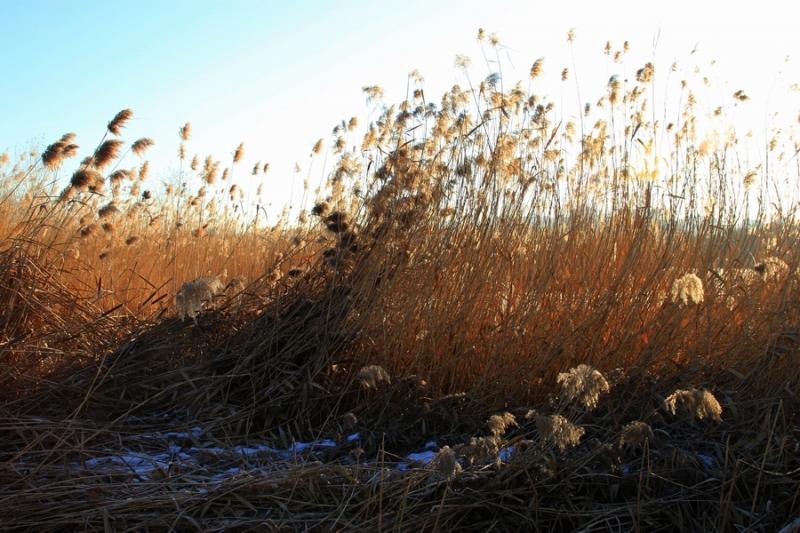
1 32 800 532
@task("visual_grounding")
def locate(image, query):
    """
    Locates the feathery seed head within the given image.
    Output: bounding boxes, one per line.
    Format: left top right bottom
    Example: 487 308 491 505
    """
357 365 391 389
431 446 461 479
42 134 79 169
108 169 130 183
226 275 247 293
670 272 704 305
131 138 154 156
535 414 585 451
107 109 133 136
619 421 655 447
175 276 226 321
487 412 518 436
179 123 191 141
753 257 788 281
664 388 722 421
98 203 120 219
233 142 244 163
529 58 545 80
557 365 610 410
567 28 576 42
461 435 503 467
325 211 348 233
454 54 472 70
252 161 261 175
342 412 358 429
70 168 103 190
93 139 124 170
636 62 655 84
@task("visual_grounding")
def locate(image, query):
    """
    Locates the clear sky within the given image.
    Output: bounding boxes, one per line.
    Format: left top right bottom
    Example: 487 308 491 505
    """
1 0 798 216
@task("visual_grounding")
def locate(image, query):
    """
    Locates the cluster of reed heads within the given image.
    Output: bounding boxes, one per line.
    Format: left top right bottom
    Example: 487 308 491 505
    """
1 31 799 531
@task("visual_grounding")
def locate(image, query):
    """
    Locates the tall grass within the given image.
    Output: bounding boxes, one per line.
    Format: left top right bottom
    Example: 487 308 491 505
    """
1 32 799 531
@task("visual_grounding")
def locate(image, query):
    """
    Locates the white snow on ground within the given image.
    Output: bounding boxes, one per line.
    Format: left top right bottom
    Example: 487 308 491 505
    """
62 431 518 482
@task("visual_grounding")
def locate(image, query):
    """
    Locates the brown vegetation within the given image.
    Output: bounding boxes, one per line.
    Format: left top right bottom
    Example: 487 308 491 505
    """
1 33 799 531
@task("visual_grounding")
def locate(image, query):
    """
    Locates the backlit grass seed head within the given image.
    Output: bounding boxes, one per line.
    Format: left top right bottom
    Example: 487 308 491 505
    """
342 412 358 429
362 85 385 103
671 272 704 305
131 138 154 156
226 275 247 294
357 365 391 389
190 155 199 171
325 212 348 233
42 134 79 169
536 414 585 451
487 412 518 436
619 421 655 447
529 57 545 80
179 123 191 141
93 139 125 170
175 276 226 321
431 446 461 479
754 257 788 281
557 365 610 410
109 169 130 183
252 161 261 175
636 62 655 84
139 161 149 181
233 142 244 163
460 436 503 467
80 223 97 238
70 168 103 190
107 109 133 136
98 203 120 219
664 388 722 422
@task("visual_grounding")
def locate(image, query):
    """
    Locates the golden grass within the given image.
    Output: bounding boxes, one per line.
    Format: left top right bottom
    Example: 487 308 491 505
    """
1 35 799 531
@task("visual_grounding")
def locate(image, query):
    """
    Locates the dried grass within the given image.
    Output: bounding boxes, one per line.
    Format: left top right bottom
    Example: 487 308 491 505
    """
0 40 799 533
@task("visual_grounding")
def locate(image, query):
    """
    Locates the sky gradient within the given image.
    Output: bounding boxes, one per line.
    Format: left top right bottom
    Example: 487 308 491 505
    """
2 0 798 215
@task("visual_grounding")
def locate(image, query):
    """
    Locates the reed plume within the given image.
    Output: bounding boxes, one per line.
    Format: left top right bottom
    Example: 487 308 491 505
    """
670 272 704 305
357 365 391 389
107 109 133 135
557 365 610 410
535 414 585 451
131 138 154 156
175 276 226 322
665 388 722 421
93 139 124 170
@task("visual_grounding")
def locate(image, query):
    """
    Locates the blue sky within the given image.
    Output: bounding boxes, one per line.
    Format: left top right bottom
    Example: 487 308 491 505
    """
2 0 798 215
